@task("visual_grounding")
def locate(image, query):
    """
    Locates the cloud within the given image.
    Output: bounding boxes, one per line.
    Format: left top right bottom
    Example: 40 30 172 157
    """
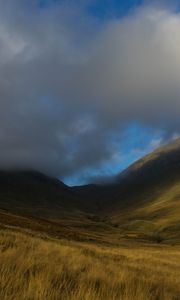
0 0 179 182
149 137 163 149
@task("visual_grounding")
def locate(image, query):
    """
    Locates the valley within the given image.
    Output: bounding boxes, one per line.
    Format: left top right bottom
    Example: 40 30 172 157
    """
0 139 180 299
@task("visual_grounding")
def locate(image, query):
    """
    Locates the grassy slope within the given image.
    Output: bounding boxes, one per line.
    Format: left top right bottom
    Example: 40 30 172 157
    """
0 228 180 300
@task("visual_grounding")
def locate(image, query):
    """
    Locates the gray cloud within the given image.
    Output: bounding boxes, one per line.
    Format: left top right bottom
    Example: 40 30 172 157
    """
0 0 179 181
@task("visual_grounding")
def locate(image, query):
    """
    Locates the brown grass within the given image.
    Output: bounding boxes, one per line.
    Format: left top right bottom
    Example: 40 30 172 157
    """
0 229 180 300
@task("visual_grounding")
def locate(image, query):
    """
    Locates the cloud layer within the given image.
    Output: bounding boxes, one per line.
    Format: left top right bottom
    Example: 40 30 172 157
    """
0 0 179 182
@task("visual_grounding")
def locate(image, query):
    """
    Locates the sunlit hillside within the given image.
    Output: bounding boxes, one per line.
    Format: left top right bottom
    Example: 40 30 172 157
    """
99 138 180 242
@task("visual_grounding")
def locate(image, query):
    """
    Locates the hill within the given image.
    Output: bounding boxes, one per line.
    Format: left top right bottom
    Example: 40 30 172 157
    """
103 138 180 242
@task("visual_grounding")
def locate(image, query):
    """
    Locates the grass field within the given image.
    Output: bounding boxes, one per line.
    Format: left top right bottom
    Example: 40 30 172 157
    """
0 142 180 300
0 228 180 300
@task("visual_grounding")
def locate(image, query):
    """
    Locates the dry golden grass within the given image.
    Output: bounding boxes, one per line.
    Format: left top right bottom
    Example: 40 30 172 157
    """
0 229 180 300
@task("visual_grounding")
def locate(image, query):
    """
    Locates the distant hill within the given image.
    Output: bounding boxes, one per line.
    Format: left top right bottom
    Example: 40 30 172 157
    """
0 170 87 219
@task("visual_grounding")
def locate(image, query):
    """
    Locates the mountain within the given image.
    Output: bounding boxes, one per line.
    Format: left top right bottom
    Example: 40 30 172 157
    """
0 139 180 243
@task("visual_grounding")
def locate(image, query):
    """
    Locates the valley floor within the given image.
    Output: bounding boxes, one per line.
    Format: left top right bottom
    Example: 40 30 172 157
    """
0 228 180 300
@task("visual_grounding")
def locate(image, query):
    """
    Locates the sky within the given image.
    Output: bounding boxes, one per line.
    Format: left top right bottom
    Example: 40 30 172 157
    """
0 0 180 185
